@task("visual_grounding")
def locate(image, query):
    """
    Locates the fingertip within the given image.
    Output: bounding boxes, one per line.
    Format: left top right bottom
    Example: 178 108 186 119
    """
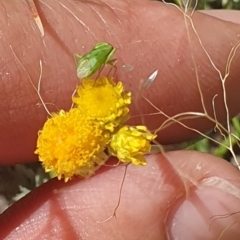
166 151 240 240
167 179 240 240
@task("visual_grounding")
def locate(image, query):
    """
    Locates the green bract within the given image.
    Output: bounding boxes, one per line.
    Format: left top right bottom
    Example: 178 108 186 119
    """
75 42 116 79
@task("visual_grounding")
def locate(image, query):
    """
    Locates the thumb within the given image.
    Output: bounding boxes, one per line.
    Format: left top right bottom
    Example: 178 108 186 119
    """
1 151 240 240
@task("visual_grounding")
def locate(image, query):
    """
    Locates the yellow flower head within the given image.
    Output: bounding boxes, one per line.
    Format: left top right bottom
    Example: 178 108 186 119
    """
35 108 110 182
108 126 157 166
72 77 131 132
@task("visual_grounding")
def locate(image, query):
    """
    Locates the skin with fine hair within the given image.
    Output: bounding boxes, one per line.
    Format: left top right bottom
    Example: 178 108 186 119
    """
0 1 240 239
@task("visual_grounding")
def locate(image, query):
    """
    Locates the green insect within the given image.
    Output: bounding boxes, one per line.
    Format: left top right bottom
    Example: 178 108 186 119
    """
75 42 117 79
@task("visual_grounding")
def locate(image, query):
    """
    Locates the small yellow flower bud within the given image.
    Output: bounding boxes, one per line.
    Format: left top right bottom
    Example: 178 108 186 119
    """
108 126 157 166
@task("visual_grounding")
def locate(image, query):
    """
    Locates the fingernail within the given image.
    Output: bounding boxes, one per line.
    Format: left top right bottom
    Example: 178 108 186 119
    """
166 177 240 240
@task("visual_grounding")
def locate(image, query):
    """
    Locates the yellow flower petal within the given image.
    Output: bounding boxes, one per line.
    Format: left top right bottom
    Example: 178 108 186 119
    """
108 125 157 166
35 108 110 181
73 77 131 132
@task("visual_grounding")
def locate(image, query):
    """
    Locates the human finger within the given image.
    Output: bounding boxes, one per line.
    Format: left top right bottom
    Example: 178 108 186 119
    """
0 1 239 165
0 151 240 239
